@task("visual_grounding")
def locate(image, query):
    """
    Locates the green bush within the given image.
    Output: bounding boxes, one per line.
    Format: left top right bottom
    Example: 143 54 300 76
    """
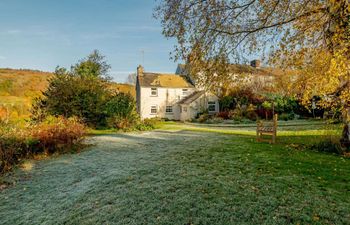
310 139 344 155
245 104 258 121
198 114 209 123
279 112 295 121
207 117 224 124
136 118 161 131
106 93 139 130
229 108 243 121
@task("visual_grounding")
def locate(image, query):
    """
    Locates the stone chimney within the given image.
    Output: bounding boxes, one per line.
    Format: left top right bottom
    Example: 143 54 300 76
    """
137 65 144 76
250 60 261 68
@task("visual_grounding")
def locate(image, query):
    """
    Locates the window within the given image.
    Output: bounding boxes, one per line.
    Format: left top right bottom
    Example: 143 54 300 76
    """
151 105 157 114
166 106 173 113
182 89 188 96
183 106 187 112
151 88 158 96
208 101 216 112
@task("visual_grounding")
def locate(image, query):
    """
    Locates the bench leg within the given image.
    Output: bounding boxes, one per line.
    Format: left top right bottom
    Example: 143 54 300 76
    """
272 132 276 144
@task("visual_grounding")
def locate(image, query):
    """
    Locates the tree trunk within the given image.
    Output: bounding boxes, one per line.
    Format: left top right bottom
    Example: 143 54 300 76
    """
341 108 350 148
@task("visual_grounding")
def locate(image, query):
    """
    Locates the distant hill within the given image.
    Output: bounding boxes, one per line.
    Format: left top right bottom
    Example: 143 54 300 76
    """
109 83 136 97
0 68 135 120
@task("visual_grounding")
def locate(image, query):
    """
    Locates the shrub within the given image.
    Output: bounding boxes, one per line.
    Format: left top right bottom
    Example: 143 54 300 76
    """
219 96 235 111
207 117 224 124
310 139 344 155
31 116 86 154
198 114 209 123
0 116 86 174
0 128 30 174
216 111 230 120
245 104 258 121
229 108 243 121
279 112 295 121
136 118 161 131
106 93 139 130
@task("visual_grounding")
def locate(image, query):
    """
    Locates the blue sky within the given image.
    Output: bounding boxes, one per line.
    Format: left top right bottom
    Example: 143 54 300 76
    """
0 0 178 82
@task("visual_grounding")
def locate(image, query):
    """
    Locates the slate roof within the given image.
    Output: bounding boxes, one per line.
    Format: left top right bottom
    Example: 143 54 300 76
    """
178 90 206 105
138 72 194 88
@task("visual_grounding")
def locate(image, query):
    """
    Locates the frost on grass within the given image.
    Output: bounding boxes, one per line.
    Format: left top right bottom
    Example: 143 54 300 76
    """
0 127 349 224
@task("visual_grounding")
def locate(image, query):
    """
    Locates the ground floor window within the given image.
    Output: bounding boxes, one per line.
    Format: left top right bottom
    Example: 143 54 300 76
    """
183 106 187 112
208 101 216 112
151 105 157 114
166 105 173 113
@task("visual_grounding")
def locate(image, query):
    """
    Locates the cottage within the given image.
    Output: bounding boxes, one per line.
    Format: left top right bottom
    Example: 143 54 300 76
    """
135 65 219 121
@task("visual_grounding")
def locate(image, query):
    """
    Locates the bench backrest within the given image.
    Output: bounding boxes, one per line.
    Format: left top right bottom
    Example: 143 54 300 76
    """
257 114 278 130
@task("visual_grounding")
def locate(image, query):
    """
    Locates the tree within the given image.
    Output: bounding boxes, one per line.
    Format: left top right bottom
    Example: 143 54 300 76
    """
155 0 349 94
31 51 111 127
72 50 111 80
32 51 139 129
156 0 350 141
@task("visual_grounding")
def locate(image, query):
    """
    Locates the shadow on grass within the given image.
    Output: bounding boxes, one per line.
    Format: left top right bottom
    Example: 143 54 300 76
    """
1 127 349 224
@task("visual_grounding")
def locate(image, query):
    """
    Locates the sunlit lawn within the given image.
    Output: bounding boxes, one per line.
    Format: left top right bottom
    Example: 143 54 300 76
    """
0 121 349 224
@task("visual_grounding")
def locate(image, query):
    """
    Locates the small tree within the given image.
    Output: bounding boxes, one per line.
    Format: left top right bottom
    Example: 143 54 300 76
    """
31 51 111 127
105 93 139 129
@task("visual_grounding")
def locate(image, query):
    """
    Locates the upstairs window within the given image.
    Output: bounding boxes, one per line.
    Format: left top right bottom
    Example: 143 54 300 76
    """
166 106 173 113
151 105 157 114
182 88 188 96
151 88 158 96
208 101 216 112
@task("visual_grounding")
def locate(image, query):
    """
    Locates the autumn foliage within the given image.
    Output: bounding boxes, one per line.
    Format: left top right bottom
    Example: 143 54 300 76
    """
0 116 86 174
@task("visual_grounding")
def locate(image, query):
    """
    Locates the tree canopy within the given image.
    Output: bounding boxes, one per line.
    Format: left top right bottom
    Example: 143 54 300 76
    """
31 51 136 128
155 0 350 109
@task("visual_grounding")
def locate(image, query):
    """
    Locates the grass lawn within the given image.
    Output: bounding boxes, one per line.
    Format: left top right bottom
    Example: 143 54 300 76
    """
0 121 349 224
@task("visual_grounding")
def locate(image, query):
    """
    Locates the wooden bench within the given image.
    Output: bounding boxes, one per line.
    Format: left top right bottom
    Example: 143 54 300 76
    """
257 114 278 144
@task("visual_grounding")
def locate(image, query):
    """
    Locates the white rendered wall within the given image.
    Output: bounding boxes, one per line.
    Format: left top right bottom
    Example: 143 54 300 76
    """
139 87 195 120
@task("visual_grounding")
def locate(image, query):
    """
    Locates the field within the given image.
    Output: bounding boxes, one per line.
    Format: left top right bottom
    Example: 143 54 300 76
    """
0 121 349 224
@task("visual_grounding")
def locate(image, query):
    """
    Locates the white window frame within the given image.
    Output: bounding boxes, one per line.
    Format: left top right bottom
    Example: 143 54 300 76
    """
150 88 158 97
150 105 157 114
183 106 188 112
182 88 188 96
165 105 173 114
208 101 216 112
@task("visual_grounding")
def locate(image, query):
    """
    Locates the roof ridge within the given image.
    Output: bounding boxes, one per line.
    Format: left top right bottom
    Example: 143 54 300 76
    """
178 90 205 105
